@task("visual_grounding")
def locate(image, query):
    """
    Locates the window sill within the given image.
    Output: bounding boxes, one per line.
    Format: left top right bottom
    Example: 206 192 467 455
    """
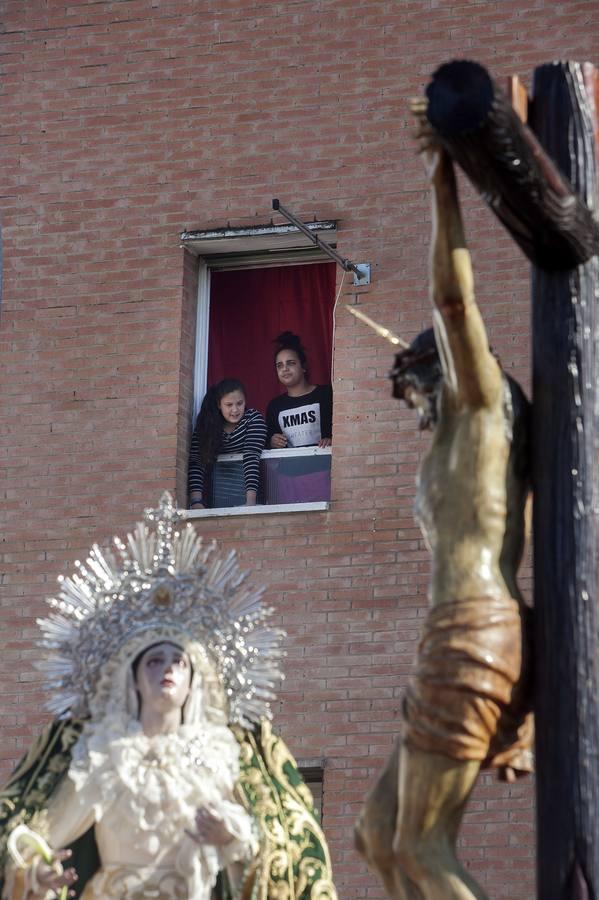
184 501 330 519
216 447 332 461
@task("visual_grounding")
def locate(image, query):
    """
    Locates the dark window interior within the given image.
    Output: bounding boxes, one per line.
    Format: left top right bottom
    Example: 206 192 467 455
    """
207 262 336 417
299 764 324 824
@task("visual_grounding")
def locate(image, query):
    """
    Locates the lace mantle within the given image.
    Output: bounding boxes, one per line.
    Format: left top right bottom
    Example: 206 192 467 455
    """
68 715 252 886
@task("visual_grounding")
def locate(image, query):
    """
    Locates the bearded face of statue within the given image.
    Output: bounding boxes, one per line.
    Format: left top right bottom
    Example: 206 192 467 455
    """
390 327 443 431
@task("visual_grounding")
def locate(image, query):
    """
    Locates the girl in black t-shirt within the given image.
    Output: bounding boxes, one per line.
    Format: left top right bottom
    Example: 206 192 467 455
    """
266 332 333 449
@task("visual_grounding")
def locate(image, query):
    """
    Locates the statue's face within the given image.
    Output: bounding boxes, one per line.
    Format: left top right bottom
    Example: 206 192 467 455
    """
401 382 439 431
135 641 192 714
390 340 442 432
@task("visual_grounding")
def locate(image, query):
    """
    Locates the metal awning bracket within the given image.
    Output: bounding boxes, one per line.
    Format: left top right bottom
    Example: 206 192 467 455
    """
352 263 371 286
272 199 371 286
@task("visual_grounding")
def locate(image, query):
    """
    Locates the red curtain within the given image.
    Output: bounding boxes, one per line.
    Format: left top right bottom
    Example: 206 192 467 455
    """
207 262 336 416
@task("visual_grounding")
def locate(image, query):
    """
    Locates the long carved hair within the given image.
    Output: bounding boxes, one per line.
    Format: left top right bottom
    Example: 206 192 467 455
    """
391 327 531 483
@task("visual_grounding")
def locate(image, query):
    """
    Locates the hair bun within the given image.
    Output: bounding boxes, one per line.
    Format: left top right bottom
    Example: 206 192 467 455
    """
273 331 308 370
274 331 301 348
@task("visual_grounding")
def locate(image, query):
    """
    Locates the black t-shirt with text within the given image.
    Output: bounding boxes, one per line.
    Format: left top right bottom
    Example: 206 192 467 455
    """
266 384 333 447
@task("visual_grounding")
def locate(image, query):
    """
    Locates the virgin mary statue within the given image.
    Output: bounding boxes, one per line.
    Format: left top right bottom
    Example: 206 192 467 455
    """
0 493 337 900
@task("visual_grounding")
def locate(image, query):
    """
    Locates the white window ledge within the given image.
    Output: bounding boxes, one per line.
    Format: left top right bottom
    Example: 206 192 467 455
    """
180 220 337 256
184 501 330 519
217 447 332 462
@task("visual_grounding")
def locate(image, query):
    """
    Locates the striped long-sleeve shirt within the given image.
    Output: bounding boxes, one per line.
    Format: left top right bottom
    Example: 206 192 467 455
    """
188 408 267 501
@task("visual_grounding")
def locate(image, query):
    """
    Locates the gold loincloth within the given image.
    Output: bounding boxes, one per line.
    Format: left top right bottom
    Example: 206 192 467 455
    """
403 595 533 779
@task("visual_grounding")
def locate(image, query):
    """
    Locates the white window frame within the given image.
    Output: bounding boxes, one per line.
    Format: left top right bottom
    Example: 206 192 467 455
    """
182 221 337 422
192 258 211 421
186 500 329 519
183 221 337 515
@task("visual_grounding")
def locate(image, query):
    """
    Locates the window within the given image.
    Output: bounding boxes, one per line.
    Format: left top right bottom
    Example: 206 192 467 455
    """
182 222 337 515
298 763 324 824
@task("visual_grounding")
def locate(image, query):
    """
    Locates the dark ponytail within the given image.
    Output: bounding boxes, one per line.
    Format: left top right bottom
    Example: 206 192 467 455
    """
193 378 246 465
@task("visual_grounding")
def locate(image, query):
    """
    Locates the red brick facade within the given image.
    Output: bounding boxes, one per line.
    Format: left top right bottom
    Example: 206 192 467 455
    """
2 2 597 896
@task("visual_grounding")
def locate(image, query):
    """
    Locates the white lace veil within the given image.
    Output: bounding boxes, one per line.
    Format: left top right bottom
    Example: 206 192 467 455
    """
88 627 228 730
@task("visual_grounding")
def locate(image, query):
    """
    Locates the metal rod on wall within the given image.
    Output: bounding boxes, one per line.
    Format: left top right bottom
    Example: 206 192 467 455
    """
272 199 370 285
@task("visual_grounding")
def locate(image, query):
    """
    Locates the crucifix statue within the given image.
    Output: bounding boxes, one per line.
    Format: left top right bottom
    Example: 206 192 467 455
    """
354 59 599 900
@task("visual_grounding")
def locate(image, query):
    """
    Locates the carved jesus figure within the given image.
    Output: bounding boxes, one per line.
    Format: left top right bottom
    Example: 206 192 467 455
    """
355 103 533 900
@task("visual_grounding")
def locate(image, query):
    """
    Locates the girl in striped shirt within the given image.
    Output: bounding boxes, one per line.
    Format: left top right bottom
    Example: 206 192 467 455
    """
188 379 267 509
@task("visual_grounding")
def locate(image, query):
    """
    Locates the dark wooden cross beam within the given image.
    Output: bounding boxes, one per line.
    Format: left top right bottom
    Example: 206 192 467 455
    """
424 60 599 900
425 60 599 269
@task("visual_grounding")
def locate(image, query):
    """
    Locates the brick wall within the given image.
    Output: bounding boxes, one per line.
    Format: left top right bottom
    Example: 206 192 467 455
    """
1 1 597 896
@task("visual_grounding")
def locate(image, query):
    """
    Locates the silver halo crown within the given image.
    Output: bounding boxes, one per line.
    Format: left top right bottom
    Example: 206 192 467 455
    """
36 492 285 727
